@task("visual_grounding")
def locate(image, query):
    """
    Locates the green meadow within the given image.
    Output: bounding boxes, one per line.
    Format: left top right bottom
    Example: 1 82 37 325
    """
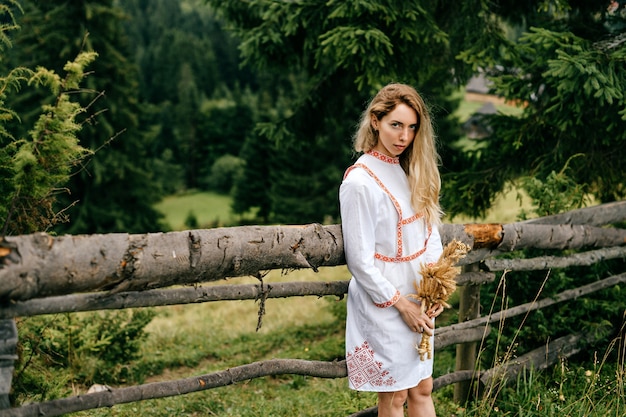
155 191 241 230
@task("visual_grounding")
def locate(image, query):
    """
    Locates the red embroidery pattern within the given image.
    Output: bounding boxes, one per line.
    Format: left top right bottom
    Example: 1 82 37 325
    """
368 150 400 164
346 341 397 389
401 213 423 225
346 162 432 263
373 290 401 308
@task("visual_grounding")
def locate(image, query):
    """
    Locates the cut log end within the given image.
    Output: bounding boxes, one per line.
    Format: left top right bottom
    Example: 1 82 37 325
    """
464 224 504 249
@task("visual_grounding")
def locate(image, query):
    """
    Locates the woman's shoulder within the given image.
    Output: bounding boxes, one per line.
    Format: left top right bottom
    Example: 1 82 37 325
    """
341 166 386 206
342 163 376 186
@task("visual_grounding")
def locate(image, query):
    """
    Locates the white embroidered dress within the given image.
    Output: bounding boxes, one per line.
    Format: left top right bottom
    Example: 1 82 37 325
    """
340 150 443 392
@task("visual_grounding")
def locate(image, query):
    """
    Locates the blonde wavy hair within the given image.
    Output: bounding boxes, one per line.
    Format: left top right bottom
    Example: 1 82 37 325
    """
353 83 443 225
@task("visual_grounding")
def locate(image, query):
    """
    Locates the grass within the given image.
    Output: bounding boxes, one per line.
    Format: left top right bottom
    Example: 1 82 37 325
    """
453 356 626 417
15 190 622 417
62 263 624 416
154 190 254 231
445 186 530 225
28 162 618 416
68 266 386 416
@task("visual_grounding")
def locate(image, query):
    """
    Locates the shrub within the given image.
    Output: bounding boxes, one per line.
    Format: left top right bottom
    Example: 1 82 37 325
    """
13 309 155 404
202 154 244 194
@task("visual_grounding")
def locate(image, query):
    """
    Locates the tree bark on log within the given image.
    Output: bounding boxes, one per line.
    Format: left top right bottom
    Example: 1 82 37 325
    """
348 406 378 417
0 357 483 417
436 326 488 349
436 272 626 337
0 224 346 302
2 241 621 318
0 359 348 417
1 222 625 302
0 281 349 319
522 200 626 226
434 370 480 390
456 271 496 285
0 246 613 317
462 223 626 264
483 246 626 271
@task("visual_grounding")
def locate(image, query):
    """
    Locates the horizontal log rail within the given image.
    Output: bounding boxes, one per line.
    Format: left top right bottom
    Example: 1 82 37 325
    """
479 332 596 387
521 200 626 226
0 359 348 417
0 202 624 415
439 272 626 335
1 212 625 302
0 281 350 319
483 245 626 271
0 327 603 417
0 245 624 321
460 223 626 264
2 245 623 319
436 271 626 340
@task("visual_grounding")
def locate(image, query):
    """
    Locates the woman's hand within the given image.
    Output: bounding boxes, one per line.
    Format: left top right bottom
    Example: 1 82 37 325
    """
393 297 434 335
426 303 445 318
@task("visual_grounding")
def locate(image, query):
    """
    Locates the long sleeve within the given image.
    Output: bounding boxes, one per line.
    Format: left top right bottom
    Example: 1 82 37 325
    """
340 171 400 308
421 223 443 266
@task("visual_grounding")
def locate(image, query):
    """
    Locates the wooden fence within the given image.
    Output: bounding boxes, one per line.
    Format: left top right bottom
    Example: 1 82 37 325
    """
0 201 625 416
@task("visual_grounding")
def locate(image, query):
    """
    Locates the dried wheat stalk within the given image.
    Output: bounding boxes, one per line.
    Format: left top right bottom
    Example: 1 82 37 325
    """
408 239 470 360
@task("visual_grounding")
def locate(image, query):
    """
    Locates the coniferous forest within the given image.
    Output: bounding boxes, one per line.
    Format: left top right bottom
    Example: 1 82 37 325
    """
1 1 625 414
2 0 624 236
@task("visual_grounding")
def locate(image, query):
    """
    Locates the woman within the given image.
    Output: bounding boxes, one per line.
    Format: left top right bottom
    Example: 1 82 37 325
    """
340 83 444 417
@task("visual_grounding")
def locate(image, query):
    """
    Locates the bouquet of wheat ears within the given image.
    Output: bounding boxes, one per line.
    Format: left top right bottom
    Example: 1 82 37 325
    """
407 239 470 360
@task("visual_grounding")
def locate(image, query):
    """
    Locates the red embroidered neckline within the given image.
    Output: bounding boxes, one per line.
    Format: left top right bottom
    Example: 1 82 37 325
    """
367 150 399 164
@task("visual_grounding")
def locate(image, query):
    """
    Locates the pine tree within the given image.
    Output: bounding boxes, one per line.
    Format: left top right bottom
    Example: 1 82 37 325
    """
121 0 251 191
208 0 472 224
210 0 626 222
4 0 166 234
0 2 96 235
445 1 626 217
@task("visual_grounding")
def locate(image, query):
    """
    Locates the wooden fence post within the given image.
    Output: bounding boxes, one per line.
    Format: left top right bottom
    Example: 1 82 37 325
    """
0 319 17 409
454 262 481 404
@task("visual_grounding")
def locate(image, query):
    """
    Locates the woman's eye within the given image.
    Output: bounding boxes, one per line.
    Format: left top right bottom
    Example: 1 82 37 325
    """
390 122 400 128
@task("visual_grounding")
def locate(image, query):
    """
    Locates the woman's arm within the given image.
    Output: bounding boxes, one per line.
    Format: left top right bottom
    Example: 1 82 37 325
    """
340 172 400 307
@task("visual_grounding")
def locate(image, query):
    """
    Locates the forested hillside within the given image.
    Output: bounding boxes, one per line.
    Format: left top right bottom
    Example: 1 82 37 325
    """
1 0 625 232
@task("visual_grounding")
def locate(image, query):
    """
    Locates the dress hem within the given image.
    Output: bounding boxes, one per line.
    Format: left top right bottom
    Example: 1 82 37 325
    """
348 373 433 393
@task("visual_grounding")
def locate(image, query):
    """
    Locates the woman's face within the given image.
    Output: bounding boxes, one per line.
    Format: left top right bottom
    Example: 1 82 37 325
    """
371 103 418 158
